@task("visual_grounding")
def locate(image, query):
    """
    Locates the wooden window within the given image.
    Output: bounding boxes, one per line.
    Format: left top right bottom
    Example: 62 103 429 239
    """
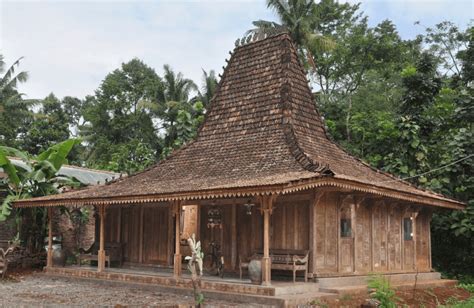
340 204 352 238
340 218 352 237
403 217 413 240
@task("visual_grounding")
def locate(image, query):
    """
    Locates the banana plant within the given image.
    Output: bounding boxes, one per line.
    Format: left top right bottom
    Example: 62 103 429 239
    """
0 139 83 221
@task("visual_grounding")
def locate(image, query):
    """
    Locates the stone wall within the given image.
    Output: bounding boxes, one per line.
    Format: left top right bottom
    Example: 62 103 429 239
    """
52 206 96 259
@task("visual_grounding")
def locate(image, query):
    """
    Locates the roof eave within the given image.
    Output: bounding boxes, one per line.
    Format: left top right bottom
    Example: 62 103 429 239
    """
13 176 465 210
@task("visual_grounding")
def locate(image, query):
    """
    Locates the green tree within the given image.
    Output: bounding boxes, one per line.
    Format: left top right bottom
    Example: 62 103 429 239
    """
245 0 334 69
81 59 162 172
161 101 205 158
0 55 31 148
155 65 197 150
21 93 71 155
313 1 420 142
193 69 218 109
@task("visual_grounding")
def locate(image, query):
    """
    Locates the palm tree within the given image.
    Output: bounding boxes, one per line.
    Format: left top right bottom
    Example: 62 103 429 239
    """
244 0 334 71
193 69 218 109
0 55 29 113
160 64 197 104
0 55 28 94
155 65 197 149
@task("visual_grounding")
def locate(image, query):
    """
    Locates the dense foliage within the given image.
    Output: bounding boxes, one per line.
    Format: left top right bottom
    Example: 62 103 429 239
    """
0 0 471 280
0 140 83 252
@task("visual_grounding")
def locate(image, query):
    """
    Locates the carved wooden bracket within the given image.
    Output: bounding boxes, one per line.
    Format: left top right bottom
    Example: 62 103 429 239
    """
258 194 277 215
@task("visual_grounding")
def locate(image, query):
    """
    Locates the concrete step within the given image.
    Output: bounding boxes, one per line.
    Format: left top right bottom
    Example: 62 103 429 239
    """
317 272 441 289
320 279 458 295
273 282 320 295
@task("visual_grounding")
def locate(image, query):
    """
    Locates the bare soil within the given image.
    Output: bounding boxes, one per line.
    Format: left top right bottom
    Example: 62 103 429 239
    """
311 286 472 307
1 269 471 307
0 269 266 307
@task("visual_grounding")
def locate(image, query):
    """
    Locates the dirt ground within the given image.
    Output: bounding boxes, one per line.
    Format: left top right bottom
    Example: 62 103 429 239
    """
0 269 267 307
0 269 472 307
311 285 472 307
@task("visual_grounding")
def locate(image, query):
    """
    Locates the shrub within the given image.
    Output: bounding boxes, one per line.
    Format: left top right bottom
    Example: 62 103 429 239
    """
367 275 399 308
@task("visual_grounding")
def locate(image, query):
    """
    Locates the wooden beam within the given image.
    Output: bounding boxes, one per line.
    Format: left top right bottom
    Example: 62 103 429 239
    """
47 207 53 268
98 205 106 272
173 200 182 278
181 193 311 207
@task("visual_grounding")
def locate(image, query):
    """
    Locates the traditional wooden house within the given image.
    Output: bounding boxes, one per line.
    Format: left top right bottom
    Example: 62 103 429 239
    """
15 33 463 290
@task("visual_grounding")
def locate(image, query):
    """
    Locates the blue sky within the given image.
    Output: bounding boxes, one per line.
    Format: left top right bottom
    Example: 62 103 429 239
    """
0 0 472 99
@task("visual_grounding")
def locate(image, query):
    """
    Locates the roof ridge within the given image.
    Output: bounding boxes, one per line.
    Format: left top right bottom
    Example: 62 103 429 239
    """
234 31 291 50
278 35 332 174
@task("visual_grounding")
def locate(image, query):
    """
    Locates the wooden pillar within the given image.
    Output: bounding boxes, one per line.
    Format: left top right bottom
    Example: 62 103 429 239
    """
428 210 433 270
351 200 356 273
46 207 53 268
231 204 237 270
116 207 122 243
167 204 174 266
309 191 323 279
173 200 182 278
98 205 106 272
139 206 144 263
260 195 275 286
413 210 419 271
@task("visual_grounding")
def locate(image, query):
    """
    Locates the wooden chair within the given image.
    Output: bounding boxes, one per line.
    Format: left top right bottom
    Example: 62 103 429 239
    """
240 249 309 282
269 249 309 283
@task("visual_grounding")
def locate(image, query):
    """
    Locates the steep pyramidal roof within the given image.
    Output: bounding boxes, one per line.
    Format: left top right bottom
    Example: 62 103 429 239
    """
16 33 463 209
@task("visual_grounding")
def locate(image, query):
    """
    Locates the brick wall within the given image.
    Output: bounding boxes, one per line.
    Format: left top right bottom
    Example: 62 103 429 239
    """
0 214 17 249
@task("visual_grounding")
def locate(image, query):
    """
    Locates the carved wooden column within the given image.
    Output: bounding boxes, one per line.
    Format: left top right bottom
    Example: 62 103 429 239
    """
260 194 275 286
98 205 106 272
46 207 53 268
427 208 434 271
173 200 182 278
309 191 324 279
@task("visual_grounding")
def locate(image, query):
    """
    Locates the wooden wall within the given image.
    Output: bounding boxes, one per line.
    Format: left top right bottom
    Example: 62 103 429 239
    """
198 197 310 272
314 191 433 276
105 204 171 266
99 191 433 277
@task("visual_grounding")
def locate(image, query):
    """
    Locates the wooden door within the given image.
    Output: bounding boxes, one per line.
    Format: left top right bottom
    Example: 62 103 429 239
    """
339 201 354 273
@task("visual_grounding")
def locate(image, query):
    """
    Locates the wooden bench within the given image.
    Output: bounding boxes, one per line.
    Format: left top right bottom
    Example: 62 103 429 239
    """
78 242 123 268
239 249 309 282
